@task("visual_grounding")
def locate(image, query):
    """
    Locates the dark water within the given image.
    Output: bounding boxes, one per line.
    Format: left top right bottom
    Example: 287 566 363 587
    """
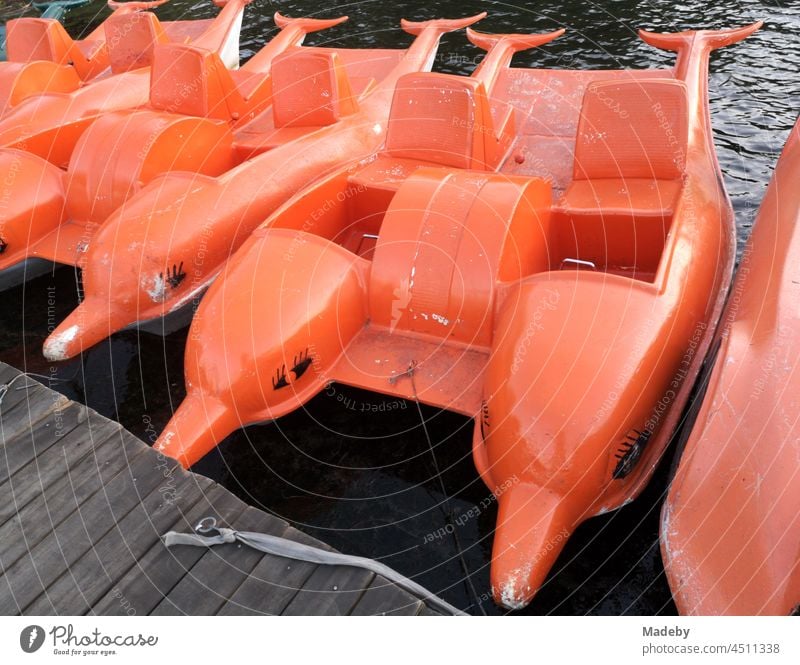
1 0 798 615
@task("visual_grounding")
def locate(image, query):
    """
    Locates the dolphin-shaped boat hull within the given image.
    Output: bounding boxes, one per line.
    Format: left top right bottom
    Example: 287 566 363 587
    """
662 117 800 616
152 23 761 609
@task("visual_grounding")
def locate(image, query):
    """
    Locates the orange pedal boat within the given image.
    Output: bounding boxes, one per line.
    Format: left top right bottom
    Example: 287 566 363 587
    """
662 117 800 616
0 0 250 161
1 0 171 103
152 23 761 610
0 11 362 290
39 12 491 357
1 1 92 63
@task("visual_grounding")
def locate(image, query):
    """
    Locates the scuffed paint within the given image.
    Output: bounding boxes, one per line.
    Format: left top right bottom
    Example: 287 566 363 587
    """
494 563 533 610
155 431 174 452
42 324 79 361
143 273 167 303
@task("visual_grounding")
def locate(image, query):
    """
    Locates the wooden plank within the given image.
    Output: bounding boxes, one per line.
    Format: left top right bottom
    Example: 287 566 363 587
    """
0 419 130 574
0 402 122 491
151 506 288 616
349 575 425 616
89 483 248 616
0 405 112 523
0 369 51 421
215 524 319 616
0 425 146 586
0 373 64 424
0 383 72 456
0 437 148 614
0 398 86 487
24 469 211 615
0 396 66 454
282 564 375 616
0 442 181 613
0 363 19 385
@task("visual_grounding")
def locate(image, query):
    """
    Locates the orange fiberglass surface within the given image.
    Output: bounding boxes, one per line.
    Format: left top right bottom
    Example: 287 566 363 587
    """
0 0 247 121
1 1 93 63
37 12 491 356
0 0 251 118
150 23 762 610
662 117 800 617
0 9 360 290
1 0 166 100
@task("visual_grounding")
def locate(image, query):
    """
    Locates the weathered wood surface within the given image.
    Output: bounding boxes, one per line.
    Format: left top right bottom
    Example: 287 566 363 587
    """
0 362 442 616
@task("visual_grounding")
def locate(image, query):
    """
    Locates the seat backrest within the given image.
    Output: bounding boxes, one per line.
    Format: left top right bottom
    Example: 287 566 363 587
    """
384 72 496 170
105 11 168 74
270 49 358 128
6 18 73 64
573 79 689 181
150 43 240 120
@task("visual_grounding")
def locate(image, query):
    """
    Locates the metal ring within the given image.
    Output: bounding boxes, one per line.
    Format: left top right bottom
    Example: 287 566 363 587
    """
195 516 218 534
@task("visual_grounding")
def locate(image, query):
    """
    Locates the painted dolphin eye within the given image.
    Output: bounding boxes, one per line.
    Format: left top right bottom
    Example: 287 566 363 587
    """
291 349 313 379
613 428 652 480
0 237 7 254
161 261 187 288
271 350 315 391
272 364 289 390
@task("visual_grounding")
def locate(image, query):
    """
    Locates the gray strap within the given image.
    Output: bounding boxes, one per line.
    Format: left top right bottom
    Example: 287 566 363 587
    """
163 526 466 616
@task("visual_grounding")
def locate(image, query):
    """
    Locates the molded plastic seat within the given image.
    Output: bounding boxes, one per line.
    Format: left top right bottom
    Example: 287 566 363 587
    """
270 49 359 128
344 75 517 234
6 18 74 63
233 60 373 158
150 43 272 122
561 78 689 216
345 72 515 208
105 11 169 74
554 79 689 278
384 72 511 170
5 18 103 80
560 179 683 216
574 79 688 181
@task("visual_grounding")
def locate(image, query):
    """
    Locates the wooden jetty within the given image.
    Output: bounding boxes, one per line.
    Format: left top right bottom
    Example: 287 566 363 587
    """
0 362 445 616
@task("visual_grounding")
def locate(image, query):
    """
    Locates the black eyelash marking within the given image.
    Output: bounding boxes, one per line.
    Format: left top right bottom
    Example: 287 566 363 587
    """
613 428 652 480
291 349 313 380
272 364 289 390
161 262 186 289
480 400 490 440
